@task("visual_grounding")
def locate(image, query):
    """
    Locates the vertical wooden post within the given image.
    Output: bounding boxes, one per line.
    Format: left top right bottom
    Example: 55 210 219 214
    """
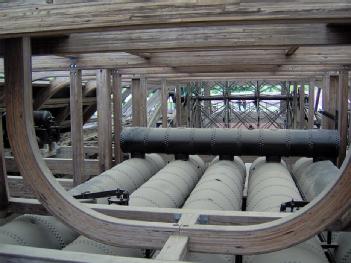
161 79 168 128
4 37 32 207
186 84 192 127
308 79 315 129
112 70 123 165
322 74 338 129
176 84 182 127
69 66 85 186
204 83 211 116
132 78 141 126
292 82 298 129
338 71 349 167
0 115 8 211
299 82 305 129
140 76 147 127
96 69 112 173
131 77 147 127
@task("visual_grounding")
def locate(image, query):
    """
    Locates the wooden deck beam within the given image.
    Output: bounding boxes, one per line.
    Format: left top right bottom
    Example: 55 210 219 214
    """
0 1 350 37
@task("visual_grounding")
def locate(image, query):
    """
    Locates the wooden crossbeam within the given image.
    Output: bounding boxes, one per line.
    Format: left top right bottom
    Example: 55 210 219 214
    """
18 24 351 55
0 1 350 37
5 156 99 176
0 244 185 263
1 48 350 73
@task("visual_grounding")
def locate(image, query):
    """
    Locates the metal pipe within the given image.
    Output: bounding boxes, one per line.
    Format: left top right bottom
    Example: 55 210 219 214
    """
69 154 166 204
121 127 339 158
129 155 205 208
183 158 246 263
0 215 78 249
191 94 309 101
245 157 328 263
65 155 204 256
292 158 350 263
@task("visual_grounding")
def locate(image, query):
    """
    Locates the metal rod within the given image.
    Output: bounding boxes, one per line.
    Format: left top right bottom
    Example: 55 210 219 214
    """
121 127 339 158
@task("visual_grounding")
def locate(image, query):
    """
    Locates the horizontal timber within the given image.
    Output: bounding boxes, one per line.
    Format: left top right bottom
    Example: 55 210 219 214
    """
7 198 347 232
20 24 351 55
5 156 99 176
0 1 350 37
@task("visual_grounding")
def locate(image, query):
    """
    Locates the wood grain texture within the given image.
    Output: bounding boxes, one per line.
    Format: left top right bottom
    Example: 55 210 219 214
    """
112 70 123 164
0 118 8 210
0 243 187 263
337 71 349 167
161 79 168 128
70 67 85 186
308 79 315 129
0 1 350 37
96 69 112 172
7 176 73 198
5 157 99 176
26 24 351 55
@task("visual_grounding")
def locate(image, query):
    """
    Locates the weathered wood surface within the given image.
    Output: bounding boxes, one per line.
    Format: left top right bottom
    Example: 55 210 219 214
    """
1 48 351 72
308 80 315 129
7 176 73 198
337 71 349 167
7 197 349 232
0 119 8 210
24 24 351 55
0 1 350 37
161 79 168 128
96 69 112 172
0 244 187 263
5 156 99 176
112 70 123 164
70 67 86 186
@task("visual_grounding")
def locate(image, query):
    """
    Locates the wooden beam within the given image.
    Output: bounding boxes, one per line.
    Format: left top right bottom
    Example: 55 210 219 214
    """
112 70 123 164
308 79 315 129
7 176 73 199
2 47 351 72
96 69 112 172
25 24 351 55
156 214 197 261
5 156 99 177
299 83 305 129
0 115 8 211
131 77 147 127
140 77 148 127
0 1 350 37
3 37 32 210
337 71 349 167
176 85 182 127
8 197 349 232
0 244 184 263
161 79 168 128
70 66 85 186
322 74 338 129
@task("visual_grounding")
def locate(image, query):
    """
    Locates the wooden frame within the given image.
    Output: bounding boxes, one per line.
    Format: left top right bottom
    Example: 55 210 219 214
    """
4 36 351 256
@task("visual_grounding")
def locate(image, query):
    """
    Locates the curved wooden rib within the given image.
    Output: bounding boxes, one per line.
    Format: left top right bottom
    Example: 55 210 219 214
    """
5 37 351 255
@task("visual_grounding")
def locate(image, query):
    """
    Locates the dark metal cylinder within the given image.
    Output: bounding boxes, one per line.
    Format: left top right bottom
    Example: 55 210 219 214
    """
121 127 339 158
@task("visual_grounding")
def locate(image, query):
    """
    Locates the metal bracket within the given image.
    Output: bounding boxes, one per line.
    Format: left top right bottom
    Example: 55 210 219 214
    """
198 215 209 224
280 199 309 212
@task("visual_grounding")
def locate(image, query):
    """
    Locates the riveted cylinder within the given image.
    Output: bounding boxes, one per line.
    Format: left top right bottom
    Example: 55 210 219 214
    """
244 158 328 263
121 127 339 158
292 158 338 201
69 154 166 203
184 158 245 211
129 156 205 208
292 158 350 263
0 214 77 249
184 158 246 263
